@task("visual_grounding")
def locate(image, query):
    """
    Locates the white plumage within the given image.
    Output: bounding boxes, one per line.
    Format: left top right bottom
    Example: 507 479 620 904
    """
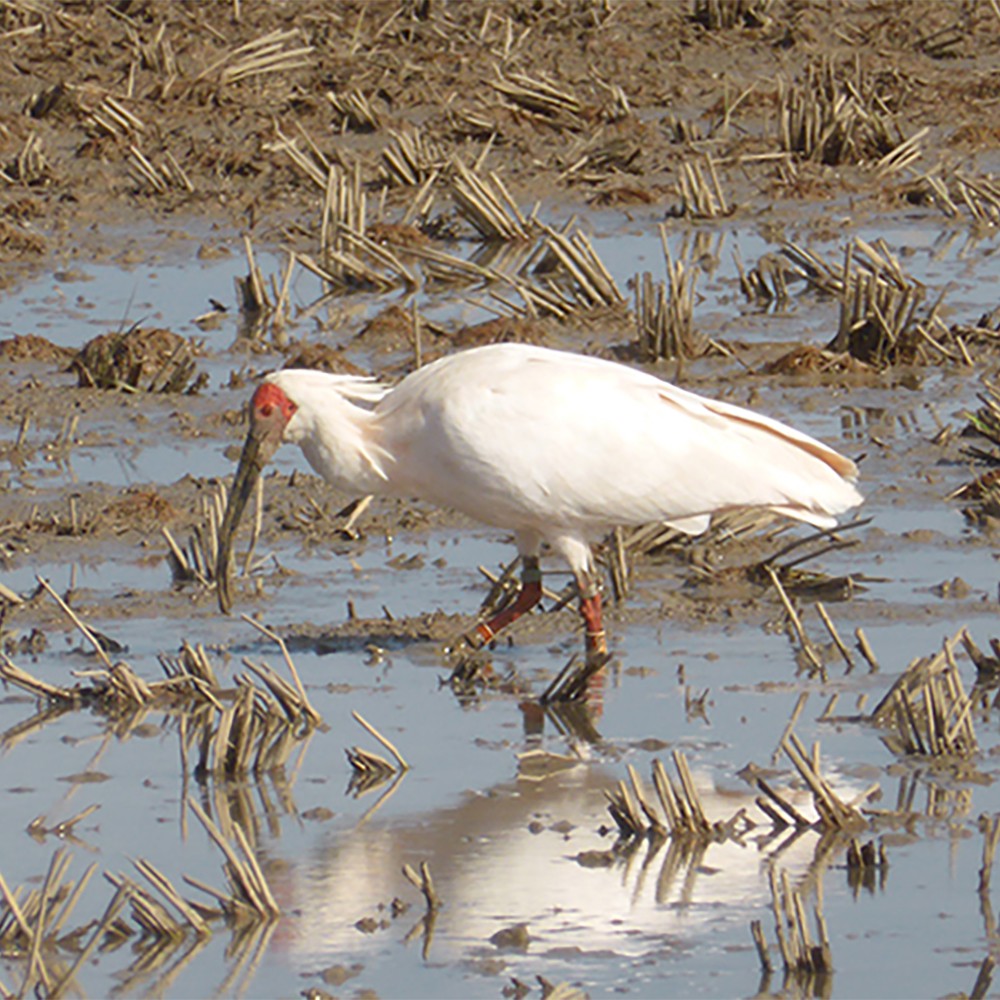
217 344 862 661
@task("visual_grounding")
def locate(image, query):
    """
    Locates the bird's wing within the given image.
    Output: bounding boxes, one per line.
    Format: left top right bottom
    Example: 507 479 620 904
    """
378 346 860 535
658 380 858 481
503 359 859 530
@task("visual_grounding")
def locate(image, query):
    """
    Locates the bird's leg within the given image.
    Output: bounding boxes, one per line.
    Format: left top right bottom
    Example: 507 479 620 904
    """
577 576 607 662
465 555 543 649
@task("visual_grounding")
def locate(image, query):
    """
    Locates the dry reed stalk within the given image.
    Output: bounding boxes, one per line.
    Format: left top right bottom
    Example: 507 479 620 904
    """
194 28 313 87
235 234 271 326
970 957 996 1000
19 849 69 996
639 226 704 359
854 628 879 670
920 170 962 218
671 751 712 833
781 732 867 831
87 94 145 138
628 763 667 836
960 631 1000 681
734 248 792 304
874 126 928 177
778 57 899 167
47 884 129 999
267 125 330 188
491 71 582 123
326 89 381 131
539 653 609 704
772 693 808 766
240 614 321 726
181 873 249 921
158 644 221 699
604 773 647 838
953 379 1000 476
607 527 629 601
338 228 416 288
766 867 833 974
608 754 747 842
676 156 731 219
782 236 941 365
954 172 1000 226
845 838 887 875
832 268 924 365
493 279 574 320
750 918 772 973
3 609 314 779
188 798 279 920
0 651 79 703
351 711 409 771
869 631 977 757
1 851 79 967
7 133 47 185
765 566 824 674
753 773 812 829
380 128 443 187
814 602 855 670
557 129 640 179
37 575 114 669
393 239 501 286
537 226 624 309
321 161 366 261
346 746 396 780
136 23 177 98
297 247 394 292
45 855 97 928
451 159 533 241
104 871 183 940
830 238 933 365
402 861 440 913
779 240 844 295
916 22 965 57
127 144 193 194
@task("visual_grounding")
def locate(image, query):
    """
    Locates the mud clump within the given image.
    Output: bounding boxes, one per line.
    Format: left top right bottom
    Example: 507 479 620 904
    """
282 342 368 376
0 334 73 364
71 326 206 393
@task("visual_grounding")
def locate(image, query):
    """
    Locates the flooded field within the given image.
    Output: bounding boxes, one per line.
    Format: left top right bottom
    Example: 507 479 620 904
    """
5 2 1000 998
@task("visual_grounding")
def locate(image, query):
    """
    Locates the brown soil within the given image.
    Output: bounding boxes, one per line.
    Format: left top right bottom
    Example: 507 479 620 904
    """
3 1 997 267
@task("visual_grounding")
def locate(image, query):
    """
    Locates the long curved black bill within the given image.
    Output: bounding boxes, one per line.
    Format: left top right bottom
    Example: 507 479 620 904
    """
216 425 270 614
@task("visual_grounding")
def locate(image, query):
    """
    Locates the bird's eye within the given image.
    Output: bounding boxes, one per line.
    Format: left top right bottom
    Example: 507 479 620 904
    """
260 403 273 417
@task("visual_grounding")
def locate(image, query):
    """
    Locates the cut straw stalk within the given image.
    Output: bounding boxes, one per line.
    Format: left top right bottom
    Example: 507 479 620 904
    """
352 711 409 770
188 798 278 919
37 576 114 669
240 615 321 726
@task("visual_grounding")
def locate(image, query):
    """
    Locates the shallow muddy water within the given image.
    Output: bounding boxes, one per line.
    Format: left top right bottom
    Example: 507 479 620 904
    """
3 204 1000 1000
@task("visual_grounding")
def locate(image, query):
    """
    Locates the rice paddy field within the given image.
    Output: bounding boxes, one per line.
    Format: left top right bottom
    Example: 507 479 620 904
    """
3 1 1000 997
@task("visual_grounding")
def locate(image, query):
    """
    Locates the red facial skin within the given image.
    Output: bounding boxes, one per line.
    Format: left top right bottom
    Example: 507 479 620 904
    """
251 382 297 425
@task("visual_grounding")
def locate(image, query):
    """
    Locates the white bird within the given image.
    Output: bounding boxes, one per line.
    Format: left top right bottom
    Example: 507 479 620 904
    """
216 343 862 663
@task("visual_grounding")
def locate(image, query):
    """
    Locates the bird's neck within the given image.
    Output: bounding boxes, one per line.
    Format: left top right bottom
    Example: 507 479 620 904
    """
285 397 391 495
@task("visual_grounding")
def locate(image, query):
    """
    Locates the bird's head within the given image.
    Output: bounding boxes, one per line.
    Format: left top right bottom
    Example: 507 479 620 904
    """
215 378 298 613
